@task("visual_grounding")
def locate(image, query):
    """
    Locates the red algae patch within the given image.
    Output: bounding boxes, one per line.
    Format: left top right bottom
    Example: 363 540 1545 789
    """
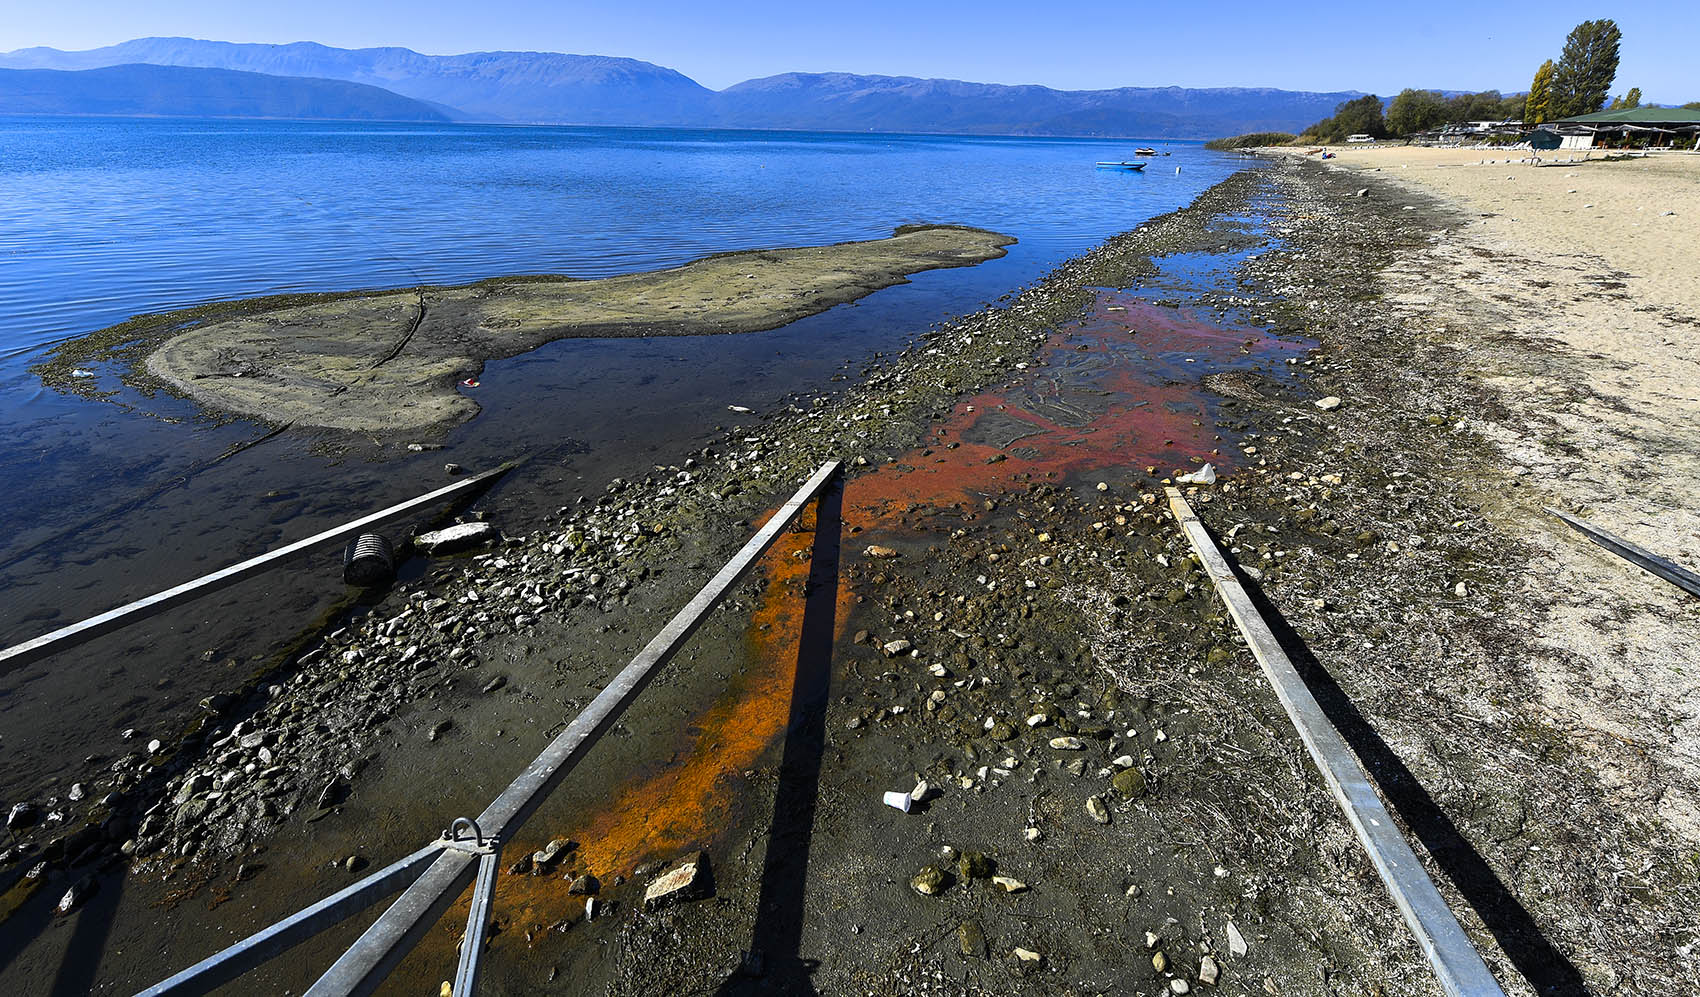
459 289 1306 942
848 290 1308 524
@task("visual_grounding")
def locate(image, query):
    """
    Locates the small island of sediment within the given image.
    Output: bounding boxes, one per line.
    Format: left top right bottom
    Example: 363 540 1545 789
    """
39 224 1014 433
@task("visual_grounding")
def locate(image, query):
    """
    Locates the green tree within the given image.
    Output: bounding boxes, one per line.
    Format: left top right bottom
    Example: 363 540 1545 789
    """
1525 60 1555 123
1387 89 1449 135
1685 101 1700 111
1333 94 1387 138
1619 87 1642 109
1550 19 1622 118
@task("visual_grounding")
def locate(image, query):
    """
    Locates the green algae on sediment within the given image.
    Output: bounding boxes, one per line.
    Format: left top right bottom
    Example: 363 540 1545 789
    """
33 225 1015 434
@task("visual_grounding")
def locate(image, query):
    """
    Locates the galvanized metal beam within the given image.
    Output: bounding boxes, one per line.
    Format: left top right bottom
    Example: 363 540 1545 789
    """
305 848 480 997
1546 506 1700 599
133 843 448 997
1166 488 1504 997
304 460 841 996
451 850 502 997
2 462 516 673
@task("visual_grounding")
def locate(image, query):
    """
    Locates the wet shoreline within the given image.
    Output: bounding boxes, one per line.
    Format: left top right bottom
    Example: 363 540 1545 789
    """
11 156 1692 995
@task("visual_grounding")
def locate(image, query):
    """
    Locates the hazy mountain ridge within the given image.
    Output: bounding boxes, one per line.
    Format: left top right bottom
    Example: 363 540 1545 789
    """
0 63 451 121
0 38 1368 135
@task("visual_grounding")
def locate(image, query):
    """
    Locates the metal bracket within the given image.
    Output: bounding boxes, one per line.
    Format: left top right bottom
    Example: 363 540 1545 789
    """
442 816 494 854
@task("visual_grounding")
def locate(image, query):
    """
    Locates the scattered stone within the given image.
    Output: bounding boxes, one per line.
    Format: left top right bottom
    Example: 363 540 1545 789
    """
428 719 454 741
1171 980 1191 994
1012 947 1042 965
1227 921 1248 957
8 803 40 831
1085 795 1110 824
343 855 368 873
444 463 465 476
910 865 947 896
1048 736 1084 750
568 873 600 896
413 522 495 555
863 545 900 559
881 639 913 657
1200 955 1220 986
958 850 993 880
67 784 86 803
56 877 97 915
1153 950 1169 972
1022 826 1042 842
958 920 987 958
532 838 576 870
643 851 712 910
1314 395 1342 411
991 875 1027 893
1112 767 1148 800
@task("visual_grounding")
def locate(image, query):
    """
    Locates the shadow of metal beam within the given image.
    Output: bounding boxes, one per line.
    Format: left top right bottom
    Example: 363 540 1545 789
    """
716 479 842 995
1232 560 1589 996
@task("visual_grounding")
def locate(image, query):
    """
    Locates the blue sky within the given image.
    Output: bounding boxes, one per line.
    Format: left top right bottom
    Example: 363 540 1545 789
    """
4 1 1694 103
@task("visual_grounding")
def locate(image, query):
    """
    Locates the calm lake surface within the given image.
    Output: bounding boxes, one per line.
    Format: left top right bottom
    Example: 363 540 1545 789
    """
0 117 1240 801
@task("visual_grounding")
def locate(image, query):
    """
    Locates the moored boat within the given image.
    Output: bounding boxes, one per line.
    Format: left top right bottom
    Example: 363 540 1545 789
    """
1094 161 1148 171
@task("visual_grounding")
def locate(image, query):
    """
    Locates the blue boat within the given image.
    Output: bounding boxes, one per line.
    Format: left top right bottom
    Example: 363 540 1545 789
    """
1094 161 1148 171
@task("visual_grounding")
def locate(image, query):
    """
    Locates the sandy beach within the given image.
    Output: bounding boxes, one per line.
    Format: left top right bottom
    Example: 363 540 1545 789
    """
1306 146 1700 841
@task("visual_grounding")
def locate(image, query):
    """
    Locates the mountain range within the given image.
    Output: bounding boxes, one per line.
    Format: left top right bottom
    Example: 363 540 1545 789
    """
0 64 450 121
0 37 1368 137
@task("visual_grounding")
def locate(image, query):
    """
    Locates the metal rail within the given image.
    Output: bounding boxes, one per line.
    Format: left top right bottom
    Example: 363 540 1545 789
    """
1546 506 1700 599
135 844 448 997
0 462 516 674
1166 488 1504 997
135 460 841 997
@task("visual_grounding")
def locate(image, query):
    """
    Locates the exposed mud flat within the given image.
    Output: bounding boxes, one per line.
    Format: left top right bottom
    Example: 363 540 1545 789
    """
35 224 1013 433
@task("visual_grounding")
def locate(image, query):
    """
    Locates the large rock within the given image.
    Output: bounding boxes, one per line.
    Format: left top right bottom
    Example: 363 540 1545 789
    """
644 851 712 910
412 522 496 555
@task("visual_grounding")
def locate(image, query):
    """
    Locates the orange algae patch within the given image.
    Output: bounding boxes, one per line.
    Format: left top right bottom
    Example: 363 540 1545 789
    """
465 505 852 938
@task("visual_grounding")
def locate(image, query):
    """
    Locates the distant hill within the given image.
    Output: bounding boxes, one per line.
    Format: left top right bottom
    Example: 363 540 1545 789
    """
713 74 1359 138
0 38 1368 137
0 38 712 125
0 64 452 121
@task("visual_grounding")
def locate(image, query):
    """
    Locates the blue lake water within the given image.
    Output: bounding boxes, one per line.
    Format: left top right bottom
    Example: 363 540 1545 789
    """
0 116 1243 798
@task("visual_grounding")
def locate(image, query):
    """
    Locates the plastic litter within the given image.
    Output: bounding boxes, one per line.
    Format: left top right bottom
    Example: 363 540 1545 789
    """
1176 463 1217 485
883 790 913 812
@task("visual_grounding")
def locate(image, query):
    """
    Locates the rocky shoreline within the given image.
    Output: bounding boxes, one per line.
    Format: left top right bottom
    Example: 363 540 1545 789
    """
4 160 1694 994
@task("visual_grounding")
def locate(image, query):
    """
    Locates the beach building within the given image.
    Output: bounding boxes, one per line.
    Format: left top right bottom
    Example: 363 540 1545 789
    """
1547 107 1700 150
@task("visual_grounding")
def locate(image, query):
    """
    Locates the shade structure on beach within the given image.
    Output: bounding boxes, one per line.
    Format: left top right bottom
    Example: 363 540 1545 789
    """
1549 107 1700 150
